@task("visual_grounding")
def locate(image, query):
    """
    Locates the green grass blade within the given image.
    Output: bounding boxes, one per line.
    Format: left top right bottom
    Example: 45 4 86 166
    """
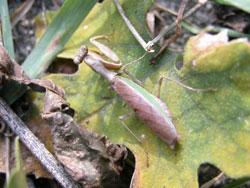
3 0 97 104
0 0 15 58
5 137 28 188
22 0 97 79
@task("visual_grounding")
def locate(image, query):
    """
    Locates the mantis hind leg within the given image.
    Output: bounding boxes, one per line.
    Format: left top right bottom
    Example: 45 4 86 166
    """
157 76 217 99
119 113 144 144
118 113 150 167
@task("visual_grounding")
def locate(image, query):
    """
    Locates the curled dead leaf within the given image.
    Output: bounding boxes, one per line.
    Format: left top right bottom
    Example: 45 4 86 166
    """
42 90 74 119
44 110 127 187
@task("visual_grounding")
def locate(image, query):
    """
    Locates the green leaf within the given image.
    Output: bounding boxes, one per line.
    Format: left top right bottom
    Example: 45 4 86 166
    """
5 138 27 188
182 32 250 74
29 0 250 187
214 0 250 13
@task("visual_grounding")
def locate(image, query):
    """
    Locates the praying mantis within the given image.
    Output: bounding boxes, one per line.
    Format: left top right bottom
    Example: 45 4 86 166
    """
72 0 214 149
74 36 179 149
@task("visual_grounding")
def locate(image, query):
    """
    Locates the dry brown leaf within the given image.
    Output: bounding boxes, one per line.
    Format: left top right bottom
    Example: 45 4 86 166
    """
42 90 127 186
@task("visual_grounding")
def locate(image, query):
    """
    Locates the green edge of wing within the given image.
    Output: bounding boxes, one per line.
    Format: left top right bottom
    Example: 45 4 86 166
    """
119 77 167 116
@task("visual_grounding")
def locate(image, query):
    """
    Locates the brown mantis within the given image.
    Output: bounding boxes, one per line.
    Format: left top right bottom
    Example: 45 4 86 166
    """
74 36 179 149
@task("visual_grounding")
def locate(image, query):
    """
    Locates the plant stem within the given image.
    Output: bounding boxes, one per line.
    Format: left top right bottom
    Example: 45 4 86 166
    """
113 0 155 52
149 1 207 45
152 0 188 60
0 97 80 188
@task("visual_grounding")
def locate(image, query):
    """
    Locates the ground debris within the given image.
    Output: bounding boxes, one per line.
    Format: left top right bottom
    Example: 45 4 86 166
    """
42 95 127 186
0 43 127 187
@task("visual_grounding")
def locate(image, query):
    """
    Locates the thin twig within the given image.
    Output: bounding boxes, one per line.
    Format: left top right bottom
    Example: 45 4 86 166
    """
154 2 178 16
11 0 35 27
113 0 155 52
152 0 188 61
148 0 207 46
0 97 79 188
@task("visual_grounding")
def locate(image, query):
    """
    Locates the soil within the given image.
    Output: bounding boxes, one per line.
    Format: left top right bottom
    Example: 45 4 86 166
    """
1 0 250 187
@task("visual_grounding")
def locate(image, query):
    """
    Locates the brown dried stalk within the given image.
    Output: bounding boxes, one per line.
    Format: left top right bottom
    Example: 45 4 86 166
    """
151 0 188 62
0 97 79 188
148 0 207 46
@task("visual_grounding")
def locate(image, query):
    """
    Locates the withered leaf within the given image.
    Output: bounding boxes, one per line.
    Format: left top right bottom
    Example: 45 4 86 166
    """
44 110 127 187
